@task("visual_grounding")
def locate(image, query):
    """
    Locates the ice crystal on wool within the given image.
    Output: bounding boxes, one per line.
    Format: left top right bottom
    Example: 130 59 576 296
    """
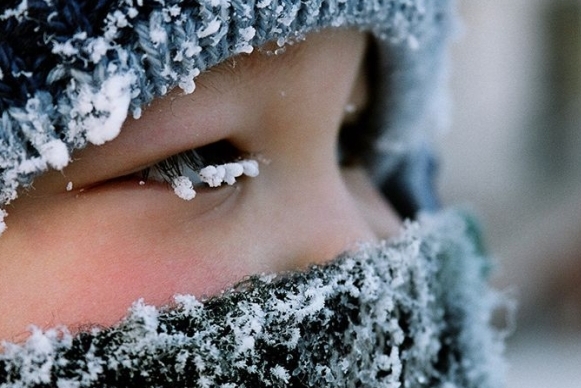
0 210 508 387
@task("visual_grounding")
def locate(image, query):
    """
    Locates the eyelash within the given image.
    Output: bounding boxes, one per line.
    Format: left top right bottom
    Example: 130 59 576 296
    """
139 141 260 199
140 140 241 184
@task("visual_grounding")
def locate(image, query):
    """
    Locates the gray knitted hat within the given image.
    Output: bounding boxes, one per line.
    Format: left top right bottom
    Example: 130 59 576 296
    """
0 0 454 224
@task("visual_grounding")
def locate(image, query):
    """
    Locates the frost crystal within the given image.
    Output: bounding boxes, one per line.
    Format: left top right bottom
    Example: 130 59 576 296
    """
0 208 7 236
199 159 259 187
72 73 134 146
240 160 260 177
38 139 69 170
198 165 225 187
197 18 221 38
171 176 196 200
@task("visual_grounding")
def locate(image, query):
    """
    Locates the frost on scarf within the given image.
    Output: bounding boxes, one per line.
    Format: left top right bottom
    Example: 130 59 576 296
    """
0 210 508 388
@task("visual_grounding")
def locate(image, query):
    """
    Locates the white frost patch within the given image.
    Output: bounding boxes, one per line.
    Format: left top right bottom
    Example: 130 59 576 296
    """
131 300 160 333
178 68 200 94
199 159 259 187
87 37 109 63
240 160 260 177
271 365 290 383
257 0 272 9
234 27 256 54
0 0 28 21
199 165 226 187
181 41 202 58
223 162 244 185
0 208 7 236
149 12 168 45
52 40 79 56
38 139 70 170
171 176 196 200
198 18 221 38
239 26 256 42
81 73 133 146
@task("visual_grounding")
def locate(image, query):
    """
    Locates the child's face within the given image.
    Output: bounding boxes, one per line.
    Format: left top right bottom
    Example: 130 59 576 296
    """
0 29 400 342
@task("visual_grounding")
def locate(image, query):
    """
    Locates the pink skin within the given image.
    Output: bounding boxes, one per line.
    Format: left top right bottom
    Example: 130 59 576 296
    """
0 29 401 343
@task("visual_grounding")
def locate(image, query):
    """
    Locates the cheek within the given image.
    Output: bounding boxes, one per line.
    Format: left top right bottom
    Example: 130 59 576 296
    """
0 186 248 339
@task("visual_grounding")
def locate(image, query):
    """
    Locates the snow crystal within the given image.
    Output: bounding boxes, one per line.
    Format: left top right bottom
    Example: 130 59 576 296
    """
238 336 255 353
257 0 273 9
178 68 200 94
0 208 7 236
171 176 196 200
235 26 256 54
127 7 139 19
17 157 46 175
240 160 259 177
82 73 133 146
51 40 79 57
0 0 27 21
110 10 129 28
199 159 259 187
271 365 290 382
197 18 221 38
149 12 168 45
182 41 202 58
167 5 181 18
38 139 70 170
199 165 225 187
222 162 244 185
130 299 160 333
87 38 109 64
66 182 73 191
132 106 142 120
239 27 256 42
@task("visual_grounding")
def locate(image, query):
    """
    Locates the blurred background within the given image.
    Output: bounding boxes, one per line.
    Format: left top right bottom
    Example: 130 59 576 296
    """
437 0 581 386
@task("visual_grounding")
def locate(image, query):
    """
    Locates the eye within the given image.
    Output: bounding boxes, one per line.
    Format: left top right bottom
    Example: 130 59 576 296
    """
138 140 260 200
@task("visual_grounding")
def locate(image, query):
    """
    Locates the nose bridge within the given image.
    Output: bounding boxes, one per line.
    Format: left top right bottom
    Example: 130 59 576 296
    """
291 171 376 267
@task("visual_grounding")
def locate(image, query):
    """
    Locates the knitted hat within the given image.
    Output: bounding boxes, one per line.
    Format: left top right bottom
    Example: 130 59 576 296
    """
0 0 454 220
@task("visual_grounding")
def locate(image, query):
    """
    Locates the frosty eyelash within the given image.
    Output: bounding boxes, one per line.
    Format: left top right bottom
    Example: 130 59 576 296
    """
139 141 260 201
